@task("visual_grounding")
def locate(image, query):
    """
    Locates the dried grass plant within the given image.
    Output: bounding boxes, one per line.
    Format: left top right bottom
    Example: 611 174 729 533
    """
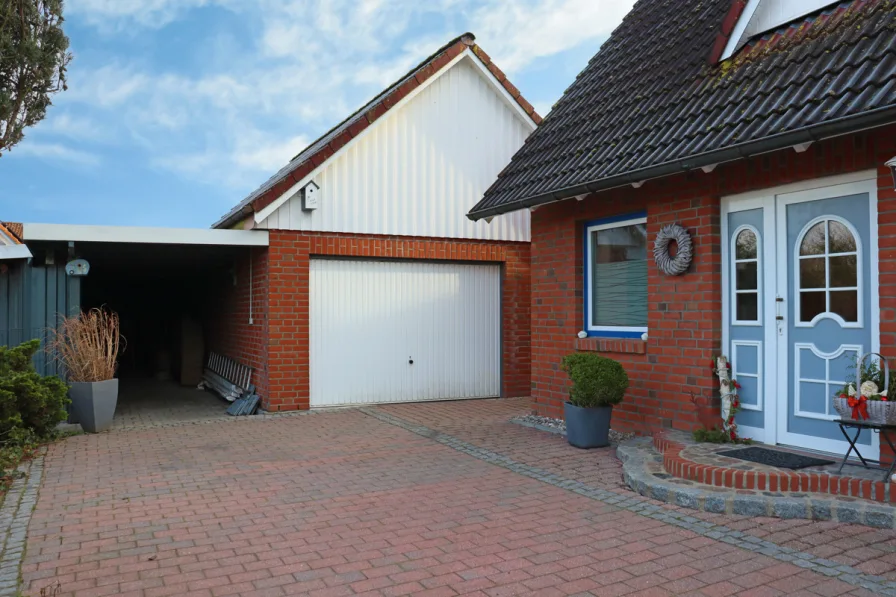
47 308 124 382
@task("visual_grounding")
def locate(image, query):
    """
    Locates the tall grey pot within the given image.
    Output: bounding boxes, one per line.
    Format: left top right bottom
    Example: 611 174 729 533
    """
69 379 119 433
564 401 612 449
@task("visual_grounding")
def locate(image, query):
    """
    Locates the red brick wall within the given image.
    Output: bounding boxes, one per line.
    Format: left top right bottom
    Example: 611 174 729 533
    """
531 125 896 438
264 231 531 410
205 248 270 399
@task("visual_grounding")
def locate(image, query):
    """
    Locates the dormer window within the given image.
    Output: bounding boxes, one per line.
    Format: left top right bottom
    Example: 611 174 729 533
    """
720 0 840 61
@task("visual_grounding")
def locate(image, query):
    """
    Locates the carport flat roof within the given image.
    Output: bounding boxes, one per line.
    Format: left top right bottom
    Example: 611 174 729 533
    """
22 223 268 246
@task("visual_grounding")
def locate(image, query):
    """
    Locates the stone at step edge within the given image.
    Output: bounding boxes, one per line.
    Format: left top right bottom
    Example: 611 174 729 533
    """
617 437 896 529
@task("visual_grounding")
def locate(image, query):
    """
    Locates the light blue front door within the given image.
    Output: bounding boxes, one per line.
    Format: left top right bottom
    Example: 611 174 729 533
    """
725 178 878 457
778 191 874 455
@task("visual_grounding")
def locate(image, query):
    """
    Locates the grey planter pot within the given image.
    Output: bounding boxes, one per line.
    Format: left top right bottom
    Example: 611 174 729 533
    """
564 401 612 449
69 379 119 433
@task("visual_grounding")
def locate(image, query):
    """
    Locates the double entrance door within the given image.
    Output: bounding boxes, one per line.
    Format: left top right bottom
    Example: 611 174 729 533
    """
722 175 879 458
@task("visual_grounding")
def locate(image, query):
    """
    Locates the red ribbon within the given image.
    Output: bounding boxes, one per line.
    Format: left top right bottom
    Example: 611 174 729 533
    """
848 395 869 420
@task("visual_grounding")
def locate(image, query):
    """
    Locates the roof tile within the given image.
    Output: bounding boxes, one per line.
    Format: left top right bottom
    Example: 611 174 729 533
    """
471 0 896 218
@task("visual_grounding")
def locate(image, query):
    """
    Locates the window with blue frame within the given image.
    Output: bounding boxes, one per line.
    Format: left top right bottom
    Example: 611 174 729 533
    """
584 213 648 338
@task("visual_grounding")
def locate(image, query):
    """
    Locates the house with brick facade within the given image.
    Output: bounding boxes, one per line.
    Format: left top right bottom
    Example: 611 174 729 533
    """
468 0 896 460
211 33 537 410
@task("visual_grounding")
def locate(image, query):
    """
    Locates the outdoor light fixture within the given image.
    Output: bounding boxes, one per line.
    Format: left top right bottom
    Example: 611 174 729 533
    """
887 156 896 190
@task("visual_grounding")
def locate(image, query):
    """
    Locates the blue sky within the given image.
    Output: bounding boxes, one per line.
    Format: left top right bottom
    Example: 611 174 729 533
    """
0 0 633 228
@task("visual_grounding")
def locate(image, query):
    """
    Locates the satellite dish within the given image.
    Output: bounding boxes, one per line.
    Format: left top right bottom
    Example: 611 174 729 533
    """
65 259 90 277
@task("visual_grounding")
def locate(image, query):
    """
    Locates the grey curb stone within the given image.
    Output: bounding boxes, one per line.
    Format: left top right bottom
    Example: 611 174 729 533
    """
773 499 809 520
810 499 833 521
0 449 46 597
704 495 727 514
733 495 770 517
865 506 896 529
362 408 896 597
836 504 862 525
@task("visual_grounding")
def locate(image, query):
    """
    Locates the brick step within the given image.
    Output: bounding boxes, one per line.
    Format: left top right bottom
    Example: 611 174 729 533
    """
654 431 892 504
617 436 896 528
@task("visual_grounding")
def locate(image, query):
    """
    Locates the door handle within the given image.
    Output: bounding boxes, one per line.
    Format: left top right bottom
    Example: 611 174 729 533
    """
776 296 784 321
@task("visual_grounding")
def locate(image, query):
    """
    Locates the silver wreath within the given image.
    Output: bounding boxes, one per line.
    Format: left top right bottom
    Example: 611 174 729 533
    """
653 223 692 276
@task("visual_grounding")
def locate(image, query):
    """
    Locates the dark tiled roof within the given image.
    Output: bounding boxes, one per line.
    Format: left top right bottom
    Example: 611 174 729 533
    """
213 33 541 229
469 0 896 219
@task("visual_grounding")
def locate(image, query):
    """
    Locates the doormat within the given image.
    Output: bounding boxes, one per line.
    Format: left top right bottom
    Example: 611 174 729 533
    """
717 446 834 470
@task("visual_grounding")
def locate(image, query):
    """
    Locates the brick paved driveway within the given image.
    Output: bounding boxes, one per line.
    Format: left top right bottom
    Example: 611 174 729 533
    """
18 399 896 596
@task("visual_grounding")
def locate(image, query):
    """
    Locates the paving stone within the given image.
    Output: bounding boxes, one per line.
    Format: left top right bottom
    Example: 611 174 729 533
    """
12 399 896 597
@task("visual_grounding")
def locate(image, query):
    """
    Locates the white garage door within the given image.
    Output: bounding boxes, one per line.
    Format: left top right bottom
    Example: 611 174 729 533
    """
310 259 501 406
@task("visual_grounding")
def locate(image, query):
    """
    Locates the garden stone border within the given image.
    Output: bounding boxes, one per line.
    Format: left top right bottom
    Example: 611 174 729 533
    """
510 414 634 444
362 407 896 596
0 450 45 597
618 437 896 529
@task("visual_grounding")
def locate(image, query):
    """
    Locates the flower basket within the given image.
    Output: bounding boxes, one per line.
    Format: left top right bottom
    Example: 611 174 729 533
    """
833 352 896 425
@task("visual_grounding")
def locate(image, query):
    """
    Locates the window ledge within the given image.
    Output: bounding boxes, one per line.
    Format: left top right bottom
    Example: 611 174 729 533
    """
575 337 647 355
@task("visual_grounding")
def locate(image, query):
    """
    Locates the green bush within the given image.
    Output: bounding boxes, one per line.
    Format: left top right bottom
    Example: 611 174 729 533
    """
0 340 69 480
561 353 629 408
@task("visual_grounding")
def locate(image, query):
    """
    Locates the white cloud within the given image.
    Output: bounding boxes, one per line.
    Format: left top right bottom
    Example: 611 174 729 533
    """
234 133 312 172
66 0 216 28
155 130 311 188
471 0 636 73
63 64 149 108
35 113 110 142
58 0 633 202
7 142 101 167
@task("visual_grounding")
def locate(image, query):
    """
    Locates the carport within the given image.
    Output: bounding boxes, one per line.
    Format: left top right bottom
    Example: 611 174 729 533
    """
6 223 268 425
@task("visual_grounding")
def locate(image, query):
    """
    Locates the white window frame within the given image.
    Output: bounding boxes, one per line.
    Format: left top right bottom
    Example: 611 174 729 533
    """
731 224 762 326
584 215 648 337
793 215 863 329
793 343 862 421
732 340 763 412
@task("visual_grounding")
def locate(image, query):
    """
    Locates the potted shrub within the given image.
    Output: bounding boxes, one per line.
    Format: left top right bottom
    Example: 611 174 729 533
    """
561 352 629 448
48 308 123 433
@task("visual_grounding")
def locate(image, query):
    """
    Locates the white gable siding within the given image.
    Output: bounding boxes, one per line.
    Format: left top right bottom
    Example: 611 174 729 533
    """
258 56 533 242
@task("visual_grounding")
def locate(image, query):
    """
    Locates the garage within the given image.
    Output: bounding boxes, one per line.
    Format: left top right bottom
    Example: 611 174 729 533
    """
309 259 501 406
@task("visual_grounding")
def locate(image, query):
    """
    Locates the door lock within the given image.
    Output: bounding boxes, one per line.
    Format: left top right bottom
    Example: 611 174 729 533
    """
408 357 414 365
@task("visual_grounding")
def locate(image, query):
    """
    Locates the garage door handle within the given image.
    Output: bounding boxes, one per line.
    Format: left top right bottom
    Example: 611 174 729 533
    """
408 357 414 365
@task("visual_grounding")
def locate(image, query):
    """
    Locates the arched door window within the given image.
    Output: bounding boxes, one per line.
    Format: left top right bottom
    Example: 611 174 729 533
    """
732 226 761 324
796 217 861 326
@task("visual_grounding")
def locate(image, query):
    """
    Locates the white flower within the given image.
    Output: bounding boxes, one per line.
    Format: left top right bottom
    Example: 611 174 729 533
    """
861 380 879 397
848 384 857 397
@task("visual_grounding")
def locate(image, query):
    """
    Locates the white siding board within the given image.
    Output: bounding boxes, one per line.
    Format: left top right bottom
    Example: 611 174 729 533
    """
259 56 532 241
310 259 501 406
